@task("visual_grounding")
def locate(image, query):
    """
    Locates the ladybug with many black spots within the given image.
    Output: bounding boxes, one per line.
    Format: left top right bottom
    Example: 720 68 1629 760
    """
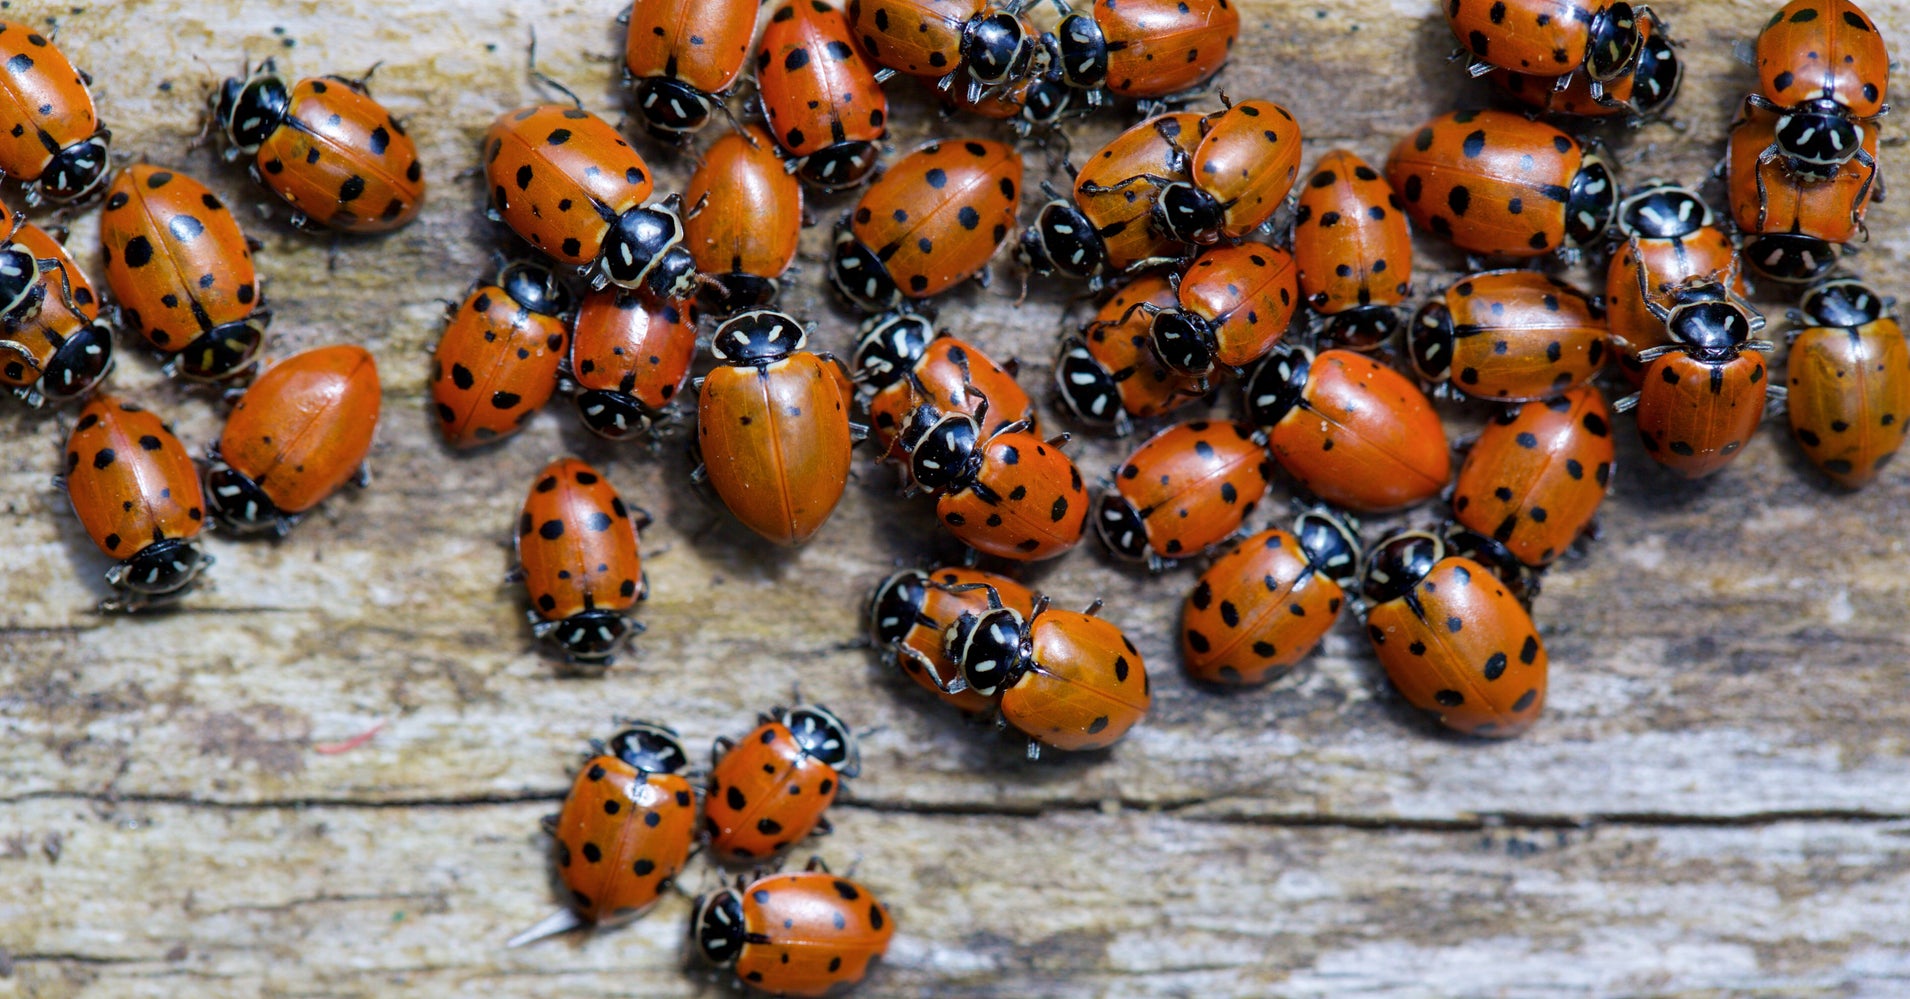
1053 274 1207 437
1181 507 1361 686
1725 97 1879 285
1617 276 1773 479
1045 0 1240 102
1018 112 1203 287
1409 270 1608 402
568 289 697 441
60 395 212 612
846 0 1038 102
1746 0 1889 181
1445 0 1646 96
1095 420 1272 571
757 0 890 191
1141 242 1300 380
1606 180 1744 381
622 0 757 137
1489 14 1683 121
0 217 114 406
1452 386 1615 567
852 312 1032 462
898 396 1088 561
0 21 109 205
705 705 859 863
431 262 571 449
1291 149 1414 350
1155 98 1303 246
514 458 648 663
691 859 895 997
1785 277 1910 489
867 565 1036 713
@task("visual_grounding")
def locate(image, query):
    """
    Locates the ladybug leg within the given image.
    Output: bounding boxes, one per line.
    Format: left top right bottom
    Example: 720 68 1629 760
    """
1080 598 1103 618
710 735 735 769
1024 738 1043 761
1849 148 1879 228
803 855 831 874
812 815 834 837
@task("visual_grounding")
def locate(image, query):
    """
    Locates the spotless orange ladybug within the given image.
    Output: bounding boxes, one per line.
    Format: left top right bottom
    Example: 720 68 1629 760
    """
431 262 571 450
706 705 859 863
213 58 424 233
1291 149 1414 350
1362 530 1549 738
692 860 895 997
1096 420 1272 571
695 310 855 546
829 138 1022 312
99 165 267 382
1785 277 1910 489
1606 180 1744 382
1726 97 1878 284
898 395 1088 561
1489 15 1683 120
846 0 1038 101
0 21 109 205
515 457 648 663
1053 274 1207 435
206 345 381 536
757 0 890 192
1046 0 1240 101
1445 0 1645 93
622 0 757 136
1410 270 1608 402
1385 109 1618 258
506 721 697 948
1019 112 1203 286
867 565 1036 713
568 288 696 441
1747 0 1889 181
682 124 803 313
1453 386 1615 567
1141 242 1299 379
60 395 211 611
1181 507 1361 686
1618 275 1773 479
852 312 1033 461
1156 98 1302 246
0 218 114 406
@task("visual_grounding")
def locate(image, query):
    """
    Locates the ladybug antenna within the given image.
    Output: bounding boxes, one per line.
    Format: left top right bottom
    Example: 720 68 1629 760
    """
525 29 585 110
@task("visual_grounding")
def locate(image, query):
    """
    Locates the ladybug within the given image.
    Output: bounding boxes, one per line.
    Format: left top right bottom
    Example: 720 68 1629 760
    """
1440 522 1543 609
1018 112 1203 286
682 125 803 313
483 104 695 298
206 345 381 535
757 0 890 192
1452 386 1614 567
691 860 894 997
1622 281 1773 479
1052 273 1206 436
1046 0 1240 101
569 288 696 440
1726 97 1878 284
1245 344 1451 513
1157 99 1302 246
506 722 697 947
939 586 1150 756
1291 149 1414 349
1142 242 1300 379
853 312 1032 461
1180 507 1361 686
706 705 859 863
0 22 108 205
898 397 1088 561
1361 531 1548 738
696 310 854 546
1409 270 1608 402
845 0 1037 101
0 218 114 406
515 457 647 662
60 395 211 611
1096 420 1272 570
1747 0 1889 180
623 0 757 136
940 72 1075 134
829 138 1022 313
1606 180 1744 381
430 262 571 449
1489 15 1683 120
99 165 267 382
1785 277 1910 488
213 59 424 233
866 565 1036 713
1385 109 1618 258
1444 0 1643 92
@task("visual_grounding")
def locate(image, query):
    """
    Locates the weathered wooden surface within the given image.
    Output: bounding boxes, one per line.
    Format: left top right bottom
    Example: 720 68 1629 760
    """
4 0 1910 996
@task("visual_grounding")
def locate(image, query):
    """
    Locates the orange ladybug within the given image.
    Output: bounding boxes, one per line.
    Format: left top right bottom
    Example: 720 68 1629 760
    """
1292 149 1414 349
1145 242 1298 378
568 288 696 440
899 398 1088 561
1726 97 1878 284
206 345 381 535
515 458 647 663
1019 112 1203 286
1606 181 1744 382
756 0 890 191
696 310 854 546
845 0 1037 100
1053 274 1205 436
507 722 698 947
431 262 571 449
829 138 1022 312
213 59 424 233
692 861 894 997
1362 531 1548 738
1181 507 1361 685
99 165 267 382
705 705 859 863
0 21 109 205
1445 0 1644 89
1620 277 1772 479
852 312 1032 461
1747 0 1889 181
1096 420 1271 570
0 218 114 406
1047 0 1240 100
623 0 757 136
682 125 802 312
61 396 211 611
1452 387 1614 567
867 565 1036 713
1409 270 1608 402
1786 278 1910 488
1489 15 1682 120
1157 98 1302 246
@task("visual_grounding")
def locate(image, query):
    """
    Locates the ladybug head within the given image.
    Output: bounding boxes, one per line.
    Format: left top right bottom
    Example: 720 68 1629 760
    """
1665 288 1757 357
1800 278 1886 330
1322 306 1401 351
575 389 656 440
39 132 110 204
1441 524 1540 607
902 406 982 494
1774 100 1864 179
1360 530 1446 605
603 204 692 296
1021 198 1104 280
690 888 745 967
1617 180 1711 241
606 721 691 775
1630 29 1684 118
943 605 1029 696
1148 309 1218 377
710 309 808 365
1242 344 1312 427
1156 183 1224 246
1406 301 1456 382
1093 492 1151 562
1564 150 1620 247
633 77 715 136
1294 507 1363 591
867 568 931 647
38 319 115 403
779 703 860 775
179 316 268 382
1021 76 1074 127
828 229 901 313
798 141 881 192
205 462 282 534
1049 12 1109 90
552 609 637 662
1742 234 1839 285
107 538 211 597
214 68 290 154
1053 336 1122 429
1584 1 1642 82
498 260 573 316
963 12 1033 87
0 242 41 319
851 312 936 391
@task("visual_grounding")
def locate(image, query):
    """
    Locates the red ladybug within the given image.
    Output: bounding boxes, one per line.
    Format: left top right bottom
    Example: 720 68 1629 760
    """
1046 0 1240 101
1747 0 1889 181
692 861 894 997
1621 281 1773 479
1362 530 1548 738
0 218 113 406
705 705 859 863
569 288 696 440
1445 0 1644 92
206 345 381 535
1385 109 1618 258
1153 98 1301 247
1452 386 1614 567
61 395 211 611
852 312 1032 461
1606 181 1744 381
1143 243 1299 379
1489 15 1683 120
0 21 109 205
1096 420 1271 570
898 397 1087 561
1053 273 1206 436
1181 507 1361 685
1726 97 1878 285
623 0 757 136
507 722 697 947
1018 112 1203 286
1786 277 1910 488
696 310 854 546
515 458 647 662
1245 344 1451 513
99 165 267 382
682 125 802 312
483 104 695 298
1291 149 1413 349
1409 270 1608 402
431 262 571 449
940 72 1076 134
757 0 890 191
213 59 424 233
845 0 1037 100
829 138 1022 312
867 565 1036 713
